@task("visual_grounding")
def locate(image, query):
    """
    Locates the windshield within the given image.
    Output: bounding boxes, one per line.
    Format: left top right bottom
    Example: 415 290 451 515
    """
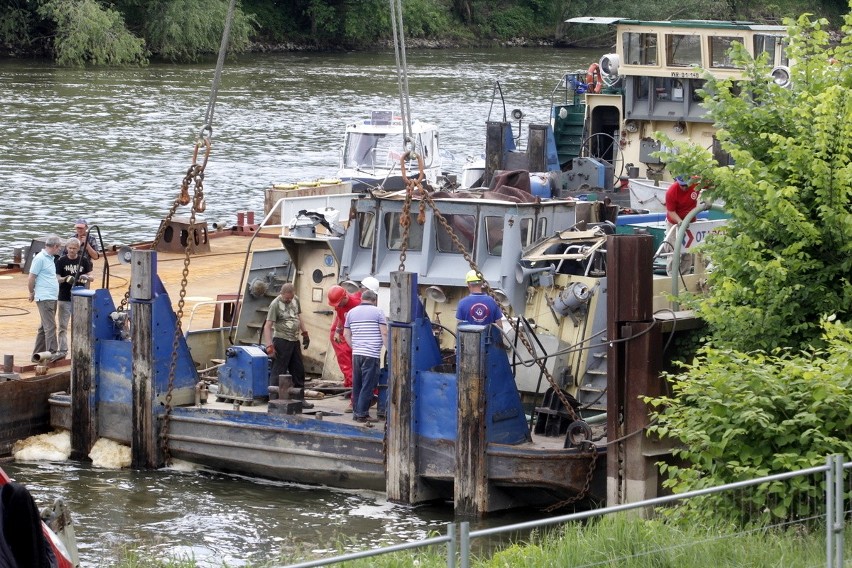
342 132 433 170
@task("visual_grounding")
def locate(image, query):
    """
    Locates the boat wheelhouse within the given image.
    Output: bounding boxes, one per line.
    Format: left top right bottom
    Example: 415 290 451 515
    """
556 18 789 207
337 111 444 191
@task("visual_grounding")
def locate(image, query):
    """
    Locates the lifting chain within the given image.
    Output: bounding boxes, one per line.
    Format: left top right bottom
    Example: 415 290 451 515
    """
410 186 600 504
160 138 209 465
397 150 425 271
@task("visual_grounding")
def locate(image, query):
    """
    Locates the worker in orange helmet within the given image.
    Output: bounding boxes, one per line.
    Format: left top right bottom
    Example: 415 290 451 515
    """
328 284 362 393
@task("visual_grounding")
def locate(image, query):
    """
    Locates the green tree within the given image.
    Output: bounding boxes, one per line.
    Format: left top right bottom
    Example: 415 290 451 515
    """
141 0 255 62
38 0 147 65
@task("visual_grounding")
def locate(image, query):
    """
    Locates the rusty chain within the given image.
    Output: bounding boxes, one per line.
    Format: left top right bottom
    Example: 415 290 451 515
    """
397 151 425 271
159 138 209 465
405 185 599 503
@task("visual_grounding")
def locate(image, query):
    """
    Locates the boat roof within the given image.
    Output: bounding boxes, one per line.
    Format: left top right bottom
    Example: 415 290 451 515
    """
565 16 787 32
345 111 438 134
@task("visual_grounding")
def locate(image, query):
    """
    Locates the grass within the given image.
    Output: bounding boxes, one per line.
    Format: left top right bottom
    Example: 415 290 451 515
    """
110 512 851 568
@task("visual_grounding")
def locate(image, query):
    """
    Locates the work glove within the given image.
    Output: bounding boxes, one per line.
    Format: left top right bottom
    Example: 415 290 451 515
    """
64 275 76 284
302 332 310 350
265 344 275 357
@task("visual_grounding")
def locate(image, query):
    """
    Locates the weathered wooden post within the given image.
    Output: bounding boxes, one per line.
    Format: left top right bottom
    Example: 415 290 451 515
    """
455 324 489 517
70 289 97 461
606 234 661 506
130 250 159 469
386 270 416 504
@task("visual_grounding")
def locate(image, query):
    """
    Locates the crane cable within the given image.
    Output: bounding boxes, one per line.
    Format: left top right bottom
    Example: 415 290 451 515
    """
161 0 238 466
389 0 414 153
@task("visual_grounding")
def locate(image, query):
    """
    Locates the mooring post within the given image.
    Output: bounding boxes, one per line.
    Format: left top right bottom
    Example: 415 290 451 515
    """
130 250 159 469
455 324 489 517
70 290 98 461
606 234 661 506
386 270 416 504
2 355 12 373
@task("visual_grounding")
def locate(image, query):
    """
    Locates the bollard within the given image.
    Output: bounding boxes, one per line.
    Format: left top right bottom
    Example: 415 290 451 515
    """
12 248 22 265
246 211 255 225
236 211 246 226
3 355 12 373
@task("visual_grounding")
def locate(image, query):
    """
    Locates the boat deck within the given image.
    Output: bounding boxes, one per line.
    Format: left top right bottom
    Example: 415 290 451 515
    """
0 229 284 376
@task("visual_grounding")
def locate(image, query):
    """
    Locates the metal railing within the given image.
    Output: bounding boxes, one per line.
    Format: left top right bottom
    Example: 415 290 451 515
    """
279 454 850 568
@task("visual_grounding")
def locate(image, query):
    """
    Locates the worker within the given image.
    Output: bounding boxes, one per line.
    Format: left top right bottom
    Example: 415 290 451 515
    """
328 284 362 389
456 270 504 328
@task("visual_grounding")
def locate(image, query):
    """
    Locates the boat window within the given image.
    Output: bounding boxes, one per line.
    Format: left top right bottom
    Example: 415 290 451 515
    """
709 36 744 69
416 133 434 167
653 77 680 101
691 79 706 102
485 216 503 255
635 76 650 101
519 218 534 247
623 32 658 66
537 217 547 240
357 212 374 249
343 132 411 170
437 214 475 253
385 212 423 251
754 34 788 66
665 34 701 67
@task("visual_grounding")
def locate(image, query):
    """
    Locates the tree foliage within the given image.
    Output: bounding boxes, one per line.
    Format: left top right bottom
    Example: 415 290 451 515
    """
38 0 146 65
647 320 852 523
4 0 847 64
140 0 255 62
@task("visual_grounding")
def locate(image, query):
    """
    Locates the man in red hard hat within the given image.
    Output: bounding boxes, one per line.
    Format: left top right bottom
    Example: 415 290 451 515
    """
328 285 362 393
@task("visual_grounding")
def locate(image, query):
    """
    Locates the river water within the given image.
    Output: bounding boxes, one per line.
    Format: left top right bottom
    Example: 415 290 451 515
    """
0 47 602 566
0 48 601 255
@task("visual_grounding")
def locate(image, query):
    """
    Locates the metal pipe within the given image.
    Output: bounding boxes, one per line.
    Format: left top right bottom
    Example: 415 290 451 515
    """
670 201 725 308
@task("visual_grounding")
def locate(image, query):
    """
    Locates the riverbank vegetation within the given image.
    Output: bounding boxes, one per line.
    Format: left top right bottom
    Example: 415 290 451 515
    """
0 0 847 65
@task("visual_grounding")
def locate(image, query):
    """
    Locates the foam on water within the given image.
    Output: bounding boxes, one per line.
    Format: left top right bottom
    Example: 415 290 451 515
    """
88 438 131 469
13 430 72 462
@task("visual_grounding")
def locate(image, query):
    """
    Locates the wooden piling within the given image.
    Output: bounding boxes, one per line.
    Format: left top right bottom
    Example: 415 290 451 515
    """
606 234 661 506
386 271 415 504
130 251 159 469
455 325 489 517
70 291 97 461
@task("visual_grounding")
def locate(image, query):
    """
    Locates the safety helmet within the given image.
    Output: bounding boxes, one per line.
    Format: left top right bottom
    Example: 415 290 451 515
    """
674 175 688 186
360 276 380 294
465 270 482 283
327 285 348 307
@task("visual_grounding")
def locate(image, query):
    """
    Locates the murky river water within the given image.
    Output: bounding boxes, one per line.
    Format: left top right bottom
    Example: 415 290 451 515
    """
0 47 602 566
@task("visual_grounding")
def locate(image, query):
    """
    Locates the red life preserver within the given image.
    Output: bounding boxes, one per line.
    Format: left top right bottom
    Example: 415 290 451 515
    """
586 63 603 94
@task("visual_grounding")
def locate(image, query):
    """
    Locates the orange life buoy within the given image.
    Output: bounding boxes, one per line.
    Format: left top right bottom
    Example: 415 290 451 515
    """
586 63 603 94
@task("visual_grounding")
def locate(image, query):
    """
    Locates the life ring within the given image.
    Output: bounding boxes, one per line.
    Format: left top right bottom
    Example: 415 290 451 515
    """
586 63 603 94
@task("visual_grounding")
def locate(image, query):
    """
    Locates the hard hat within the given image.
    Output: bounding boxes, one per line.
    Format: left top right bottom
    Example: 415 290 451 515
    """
327 285 348 307
360 276 380 294
674 175 688 186
465 270 482 283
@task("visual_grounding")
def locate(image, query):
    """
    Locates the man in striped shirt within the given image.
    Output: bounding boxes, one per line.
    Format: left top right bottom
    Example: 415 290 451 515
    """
343 290 387 424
